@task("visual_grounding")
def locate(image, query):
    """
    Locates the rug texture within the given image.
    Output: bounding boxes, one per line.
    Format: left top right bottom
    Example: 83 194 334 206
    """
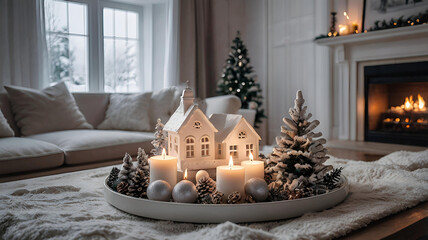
1 150 427 240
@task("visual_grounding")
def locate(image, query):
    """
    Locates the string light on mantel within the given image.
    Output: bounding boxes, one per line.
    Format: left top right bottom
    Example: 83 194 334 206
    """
315 9 428 40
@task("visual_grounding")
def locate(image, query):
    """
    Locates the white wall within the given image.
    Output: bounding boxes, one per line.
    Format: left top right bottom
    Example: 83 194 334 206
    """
266 0 331 144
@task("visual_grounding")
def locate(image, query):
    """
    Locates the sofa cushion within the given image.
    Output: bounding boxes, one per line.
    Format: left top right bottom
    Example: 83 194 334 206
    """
97 93 152 131
0 109 14 137
28 130 154 165
4 82 93 136
0 138 64 175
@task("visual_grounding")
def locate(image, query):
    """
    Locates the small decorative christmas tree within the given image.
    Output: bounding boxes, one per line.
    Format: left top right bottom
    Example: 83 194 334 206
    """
118 153 135 185
136 148 150 173
264 90 338 198
216 31 266 128
151 119 167 156
127 148 150 198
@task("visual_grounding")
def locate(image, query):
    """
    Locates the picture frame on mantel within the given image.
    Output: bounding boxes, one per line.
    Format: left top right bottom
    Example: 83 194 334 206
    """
362 0 428 31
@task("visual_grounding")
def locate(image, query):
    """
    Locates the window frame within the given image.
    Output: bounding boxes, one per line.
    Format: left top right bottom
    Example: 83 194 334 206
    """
201 136 210 157
45 0 148 93
229 145 238 157
185 136 195 158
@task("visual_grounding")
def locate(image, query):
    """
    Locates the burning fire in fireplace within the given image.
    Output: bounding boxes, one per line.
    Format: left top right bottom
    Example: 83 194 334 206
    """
382 94 427 131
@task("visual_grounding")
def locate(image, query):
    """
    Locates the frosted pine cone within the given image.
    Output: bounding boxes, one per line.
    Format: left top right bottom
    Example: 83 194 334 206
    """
127 168 149 198
107 167 120 189
267 181 285 201
196 177 216 203
227 191 242 204
117 181 129 194
210 191 224 204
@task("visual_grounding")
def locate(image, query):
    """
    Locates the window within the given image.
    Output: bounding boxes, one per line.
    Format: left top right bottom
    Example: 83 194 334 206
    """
103 8 139 92
185 137 195 158
246 144 254 157
174 137 178 153
201 136 209 157
193 121 201 129
218 144 222 155
44 1 166 93
45 0 89 92
169 135 172 149
229 145 238 157
238 131 247 139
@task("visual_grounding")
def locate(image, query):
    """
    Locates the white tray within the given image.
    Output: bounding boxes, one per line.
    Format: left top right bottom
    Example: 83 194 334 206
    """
104 176 349 223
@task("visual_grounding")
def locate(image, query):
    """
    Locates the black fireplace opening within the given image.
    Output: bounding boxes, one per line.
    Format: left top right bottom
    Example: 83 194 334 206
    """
364 61 428 146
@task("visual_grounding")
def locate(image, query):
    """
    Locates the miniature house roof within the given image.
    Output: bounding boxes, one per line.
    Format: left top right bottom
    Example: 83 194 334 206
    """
209 113 261 142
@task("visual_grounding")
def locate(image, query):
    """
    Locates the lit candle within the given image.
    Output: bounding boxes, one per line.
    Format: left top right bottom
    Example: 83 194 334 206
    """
172 169 198 203
149 148 177 188
216 156 245 197
241 152 264 182
339 24 349 35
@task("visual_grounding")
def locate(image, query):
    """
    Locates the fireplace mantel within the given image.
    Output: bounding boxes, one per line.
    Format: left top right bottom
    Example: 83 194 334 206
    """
315 25 428 141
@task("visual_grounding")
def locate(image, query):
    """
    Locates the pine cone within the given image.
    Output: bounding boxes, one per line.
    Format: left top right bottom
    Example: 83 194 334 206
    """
127 168 149 198
245 195 256 203
288 189 303 200
117 181 129 194
107 167 120 188
267 181 285 201
227 191 242 204
210 191 224 204
196 177 216 203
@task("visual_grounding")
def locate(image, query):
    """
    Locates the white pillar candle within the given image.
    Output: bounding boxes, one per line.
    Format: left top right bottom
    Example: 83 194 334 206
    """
216 156 245 197
241 152 264 182
149 149 177 188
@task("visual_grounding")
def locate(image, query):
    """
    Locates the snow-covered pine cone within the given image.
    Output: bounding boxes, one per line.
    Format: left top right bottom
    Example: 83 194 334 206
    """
117 181 129 194
267 181 286 201
227 191 242 204
107 167 120 189
127 168 149 198
196 177 216 203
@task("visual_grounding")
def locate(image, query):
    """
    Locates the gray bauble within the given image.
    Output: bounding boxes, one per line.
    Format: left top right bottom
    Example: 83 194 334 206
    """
172 180 198 203
147 180 172 202
244 178 268 202
195 170 210 182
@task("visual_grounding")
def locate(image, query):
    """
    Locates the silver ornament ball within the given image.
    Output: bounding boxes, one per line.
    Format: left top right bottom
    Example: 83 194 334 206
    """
195 170 210 182
147 180 172 202
245 178 268 202
172 180 198 203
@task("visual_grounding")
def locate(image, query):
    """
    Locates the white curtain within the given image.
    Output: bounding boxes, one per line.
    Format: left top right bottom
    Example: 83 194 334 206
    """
162 0 180 89
0 0 48 91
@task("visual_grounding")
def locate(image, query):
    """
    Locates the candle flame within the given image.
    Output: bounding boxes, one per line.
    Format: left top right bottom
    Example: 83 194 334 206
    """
229 156 233 169
344 12 350 20
249 152 254 161
184 168 188 180
162 148 166 159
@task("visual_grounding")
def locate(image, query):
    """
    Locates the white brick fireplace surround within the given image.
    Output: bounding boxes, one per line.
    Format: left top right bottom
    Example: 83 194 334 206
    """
316 25 428 142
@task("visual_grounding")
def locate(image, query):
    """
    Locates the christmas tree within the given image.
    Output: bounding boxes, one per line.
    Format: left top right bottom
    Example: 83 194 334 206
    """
118 153 135 185
265 90 337 196
217 31 266 128
151 119 167 156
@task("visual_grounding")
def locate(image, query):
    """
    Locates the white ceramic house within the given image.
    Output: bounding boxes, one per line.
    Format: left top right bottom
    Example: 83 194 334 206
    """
164 86 261 171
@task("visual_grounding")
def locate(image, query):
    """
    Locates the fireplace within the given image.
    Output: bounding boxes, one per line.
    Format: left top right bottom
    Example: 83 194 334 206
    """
364 61 428 146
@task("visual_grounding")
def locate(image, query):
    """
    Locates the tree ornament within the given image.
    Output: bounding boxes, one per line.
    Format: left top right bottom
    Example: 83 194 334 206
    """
127 168 150 198
227 191 242 204
147 180 172 202
172 180 198 203
151 118 167 156
264 90 332 191
107 167 120 190
118 153 135 185
195 170 210 182
117 181 129 195
244 178 268 202
196 177 216 203
216 31 267 128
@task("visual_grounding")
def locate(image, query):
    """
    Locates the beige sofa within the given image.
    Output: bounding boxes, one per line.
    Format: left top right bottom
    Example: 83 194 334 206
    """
0 89 241 176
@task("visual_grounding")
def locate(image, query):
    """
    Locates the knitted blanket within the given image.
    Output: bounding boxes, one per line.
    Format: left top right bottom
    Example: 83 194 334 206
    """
1 150 427 240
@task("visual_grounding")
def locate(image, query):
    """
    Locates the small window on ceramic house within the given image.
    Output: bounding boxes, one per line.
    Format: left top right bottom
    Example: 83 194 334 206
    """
246 143 254 157
218 144 222 155
193 121 201 129
201 136 209 156
185 137 195 158
238 131 247 139
229 145 238 157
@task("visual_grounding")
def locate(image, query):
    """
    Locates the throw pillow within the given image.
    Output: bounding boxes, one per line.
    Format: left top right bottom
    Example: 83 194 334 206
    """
97 93 152 131
150 87 178 127
0 109 14 137
4 82 93 136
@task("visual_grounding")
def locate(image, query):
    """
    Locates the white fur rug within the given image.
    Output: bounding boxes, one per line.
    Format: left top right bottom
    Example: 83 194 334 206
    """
1 150 427 240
